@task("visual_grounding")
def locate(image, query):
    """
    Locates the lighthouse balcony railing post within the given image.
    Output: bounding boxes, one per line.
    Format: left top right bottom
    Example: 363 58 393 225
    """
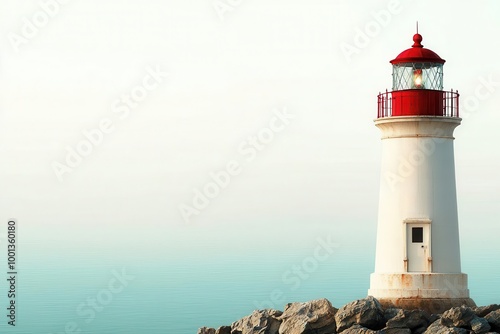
377 89 392 118
377 89 460 118
443 89 460 118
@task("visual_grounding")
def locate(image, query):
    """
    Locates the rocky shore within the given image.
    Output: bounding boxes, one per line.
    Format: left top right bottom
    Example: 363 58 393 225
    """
198 297 500 334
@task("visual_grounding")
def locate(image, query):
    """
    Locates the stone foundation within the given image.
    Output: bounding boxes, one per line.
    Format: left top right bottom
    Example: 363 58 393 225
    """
377 297 476 314
368 272 476 313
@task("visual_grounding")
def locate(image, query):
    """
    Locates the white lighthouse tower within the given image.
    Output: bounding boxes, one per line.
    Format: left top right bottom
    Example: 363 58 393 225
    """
368 32 475 313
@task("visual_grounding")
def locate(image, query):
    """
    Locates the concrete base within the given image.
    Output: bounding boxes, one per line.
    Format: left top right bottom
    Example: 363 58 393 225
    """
376 298 476 314
368 273 475 314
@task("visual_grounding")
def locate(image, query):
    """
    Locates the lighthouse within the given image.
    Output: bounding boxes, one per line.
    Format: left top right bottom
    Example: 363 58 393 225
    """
367 31 475 313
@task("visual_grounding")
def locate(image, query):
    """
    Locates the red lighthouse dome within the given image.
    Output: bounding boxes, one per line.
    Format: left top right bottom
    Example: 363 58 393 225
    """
390 34 445 65
377 33 459 118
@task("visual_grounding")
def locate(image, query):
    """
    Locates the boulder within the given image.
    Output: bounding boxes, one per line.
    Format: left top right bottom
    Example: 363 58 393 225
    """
413 325 430 334
377 327 411 334
215 326 232 334
424 320 468 334
386 309 430 330
485 309 500 331
474 305 500 318
470 316 491 334
339 324 376 334
198 327 216 334
440 306 476 328
278 298 337 334
231 309 283 334
429 314 441 325
383 308 401 323
335 296 385 332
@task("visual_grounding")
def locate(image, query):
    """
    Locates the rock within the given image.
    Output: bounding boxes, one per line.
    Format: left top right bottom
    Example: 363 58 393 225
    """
383 308 401 323
377 327 411 334
199 299 500 334
440 305 476 328
424 320 468 334
470 316 491 334
231 309 283 334
474 305 500 318
413 325 430 334
386 309 430 330
278 298 337 334
215 326 232 334
423 320 442 334
485 309 500 331
429 314 441 324
335 296 385 332
446 328 468 334
340 324 376 334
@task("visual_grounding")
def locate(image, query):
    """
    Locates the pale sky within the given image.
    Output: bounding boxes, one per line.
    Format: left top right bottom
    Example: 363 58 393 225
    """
0 0 499 283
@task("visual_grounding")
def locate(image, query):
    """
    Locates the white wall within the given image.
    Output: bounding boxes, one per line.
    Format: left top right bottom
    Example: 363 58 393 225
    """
373 117 462 274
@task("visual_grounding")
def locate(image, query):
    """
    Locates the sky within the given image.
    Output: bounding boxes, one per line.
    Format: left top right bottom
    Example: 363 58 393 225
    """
0 0 499 328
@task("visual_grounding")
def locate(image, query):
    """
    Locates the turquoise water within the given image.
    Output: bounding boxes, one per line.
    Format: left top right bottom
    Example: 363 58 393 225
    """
1 226 498 334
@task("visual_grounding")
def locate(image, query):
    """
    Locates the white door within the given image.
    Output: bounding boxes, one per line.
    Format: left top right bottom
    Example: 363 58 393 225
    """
407 224 429 272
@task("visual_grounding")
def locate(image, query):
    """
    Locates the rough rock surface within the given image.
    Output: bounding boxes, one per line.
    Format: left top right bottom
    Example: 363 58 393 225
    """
423 320 467 334
474 304 500 317
485 309 500 331
231 309 283 334
335 296 385 332
383 309 400 323
378 328 411 334
278 298 337 334
386 308 430 330
215 326 231 334
339 324 376 334
440 306 476 328
197 327 216 334
470 316 491 334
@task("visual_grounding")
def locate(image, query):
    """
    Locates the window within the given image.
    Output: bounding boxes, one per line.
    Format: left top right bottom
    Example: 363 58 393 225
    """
412 227 423 243
392 63 444 91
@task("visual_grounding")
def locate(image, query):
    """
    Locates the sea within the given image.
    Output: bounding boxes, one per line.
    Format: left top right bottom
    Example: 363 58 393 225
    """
0 243 498 334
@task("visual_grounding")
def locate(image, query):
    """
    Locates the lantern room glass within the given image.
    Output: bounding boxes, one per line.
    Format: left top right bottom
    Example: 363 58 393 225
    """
392 62 443 91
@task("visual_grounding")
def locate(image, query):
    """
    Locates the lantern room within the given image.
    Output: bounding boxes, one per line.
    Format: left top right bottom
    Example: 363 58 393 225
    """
391 33 444 90
377 33 459 118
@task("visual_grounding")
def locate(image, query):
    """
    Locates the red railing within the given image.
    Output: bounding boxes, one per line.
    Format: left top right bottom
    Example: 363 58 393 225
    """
377 89 459 118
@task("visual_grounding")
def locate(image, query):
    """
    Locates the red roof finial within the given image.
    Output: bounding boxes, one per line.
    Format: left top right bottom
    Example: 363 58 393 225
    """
412 21 423 48
412 33 423 48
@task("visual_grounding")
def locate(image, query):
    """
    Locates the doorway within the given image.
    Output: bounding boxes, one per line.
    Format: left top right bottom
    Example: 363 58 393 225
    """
404 219 431 272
